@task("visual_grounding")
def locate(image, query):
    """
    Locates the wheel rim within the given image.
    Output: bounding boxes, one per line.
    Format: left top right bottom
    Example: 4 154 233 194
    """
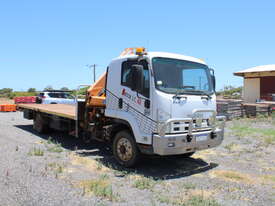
116 137 133 162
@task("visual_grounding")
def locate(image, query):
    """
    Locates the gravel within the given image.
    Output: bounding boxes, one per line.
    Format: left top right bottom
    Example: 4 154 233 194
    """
0 112 274 206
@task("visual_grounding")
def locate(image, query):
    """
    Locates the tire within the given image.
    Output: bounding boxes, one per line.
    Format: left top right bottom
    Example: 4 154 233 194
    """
33 113 49 133
113 130 140 167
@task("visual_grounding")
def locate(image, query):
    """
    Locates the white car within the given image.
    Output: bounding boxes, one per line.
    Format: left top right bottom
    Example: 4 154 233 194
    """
37 91 76 105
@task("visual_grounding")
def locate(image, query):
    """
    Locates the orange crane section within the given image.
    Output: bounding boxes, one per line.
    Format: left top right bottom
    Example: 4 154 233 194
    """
86 72 106 107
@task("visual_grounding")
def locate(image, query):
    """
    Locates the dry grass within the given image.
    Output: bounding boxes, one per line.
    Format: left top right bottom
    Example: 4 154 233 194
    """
76 175 117 201
262 175 275 184
156 189 219 206
224 143 241 152
0 98 14 104
47 162 64 173
28 147 44 156
132 175 156 190
210 170 254 184
69 153 110 173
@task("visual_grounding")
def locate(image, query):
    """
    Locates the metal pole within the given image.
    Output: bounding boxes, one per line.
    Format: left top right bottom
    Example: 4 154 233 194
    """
93 64 96 82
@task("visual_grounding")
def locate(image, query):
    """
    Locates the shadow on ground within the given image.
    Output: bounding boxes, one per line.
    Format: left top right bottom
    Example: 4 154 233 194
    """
16 124 218 180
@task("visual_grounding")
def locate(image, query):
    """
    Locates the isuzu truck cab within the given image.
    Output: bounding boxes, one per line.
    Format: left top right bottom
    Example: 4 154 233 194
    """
19 48 225 167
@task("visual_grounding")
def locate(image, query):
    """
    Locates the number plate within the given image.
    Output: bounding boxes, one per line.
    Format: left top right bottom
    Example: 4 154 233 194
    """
195 134 208 142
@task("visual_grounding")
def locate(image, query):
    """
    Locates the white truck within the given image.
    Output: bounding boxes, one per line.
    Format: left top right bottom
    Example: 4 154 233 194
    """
18 48 225 167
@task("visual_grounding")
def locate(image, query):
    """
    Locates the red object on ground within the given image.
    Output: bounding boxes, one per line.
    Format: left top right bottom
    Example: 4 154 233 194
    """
14 96 36 104
0 104 17 112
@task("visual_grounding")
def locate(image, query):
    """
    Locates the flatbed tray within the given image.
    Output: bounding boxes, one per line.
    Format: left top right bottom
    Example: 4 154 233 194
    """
17 104 76 120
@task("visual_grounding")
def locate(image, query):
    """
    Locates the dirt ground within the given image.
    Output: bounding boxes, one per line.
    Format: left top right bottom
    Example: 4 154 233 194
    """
0 112 274 206
0 98 14 104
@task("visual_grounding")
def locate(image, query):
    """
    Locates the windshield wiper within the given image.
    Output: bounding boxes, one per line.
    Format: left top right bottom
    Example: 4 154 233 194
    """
173 85 195 97
196 90 212 99
173 88 189 99
173 88 181 99
178 89 212 99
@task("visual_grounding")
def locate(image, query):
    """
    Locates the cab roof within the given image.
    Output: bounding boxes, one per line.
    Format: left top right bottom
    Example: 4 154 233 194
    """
113 51 207 65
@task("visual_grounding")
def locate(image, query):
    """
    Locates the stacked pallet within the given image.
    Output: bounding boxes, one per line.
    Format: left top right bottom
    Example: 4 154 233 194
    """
0 104 17 112
217 98 274 119
217 99 243 120
243 103 271 117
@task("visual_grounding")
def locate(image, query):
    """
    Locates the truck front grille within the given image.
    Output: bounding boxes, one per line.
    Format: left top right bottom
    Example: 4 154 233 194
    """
171 119 210 133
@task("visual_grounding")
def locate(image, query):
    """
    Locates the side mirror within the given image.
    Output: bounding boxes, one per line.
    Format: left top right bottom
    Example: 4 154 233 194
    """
130 64 144 93
210 68 216 91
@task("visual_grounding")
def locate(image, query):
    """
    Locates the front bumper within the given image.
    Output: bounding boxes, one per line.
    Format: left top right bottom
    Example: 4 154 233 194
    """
153 128 224 155
153 110 226 156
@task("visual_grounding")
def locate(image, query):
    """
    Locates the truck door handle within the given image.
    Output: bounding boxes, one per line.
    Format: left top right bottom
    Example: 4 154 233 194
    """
144 99 150 108
118 98 123 109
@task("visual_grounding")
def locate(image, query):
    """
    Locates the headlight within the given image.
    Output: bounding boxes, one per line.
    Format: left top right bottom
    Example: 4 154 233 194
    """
157 109 171 122
157 109 171 135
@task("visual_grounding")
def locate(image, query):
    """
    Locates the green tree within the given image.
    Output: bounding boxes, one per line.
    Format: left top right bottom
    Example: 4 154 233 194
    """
0 88 13 97
44 85 53 91
217 85 242 99
60 87 69 91
27 88 36 93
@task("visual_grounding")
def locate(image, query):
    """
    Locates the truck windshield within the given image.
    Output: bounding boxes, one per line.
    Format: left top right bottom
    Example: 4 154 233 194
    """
152 57 213 95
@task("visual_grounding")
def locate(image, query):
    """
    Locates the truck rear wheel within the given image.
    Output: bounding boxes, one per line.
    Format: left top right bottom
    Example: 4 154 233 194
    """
33 113 49 133
113 130 140 167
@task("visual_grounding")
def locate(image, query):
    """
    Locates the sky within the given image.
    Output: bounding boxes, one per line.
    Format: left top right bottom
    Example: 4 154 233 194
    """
0 0 275 91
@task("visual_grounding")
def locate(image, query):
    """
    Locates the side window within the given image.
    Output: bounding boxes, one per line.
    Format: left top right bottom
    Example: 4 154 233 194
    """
121 60 150 98
121 62 132 87
142 68 149 98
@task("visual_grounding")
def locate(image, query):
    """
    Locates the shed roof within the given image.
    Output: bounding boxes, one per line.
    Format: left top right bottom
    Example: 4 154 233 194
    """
234 64 275 77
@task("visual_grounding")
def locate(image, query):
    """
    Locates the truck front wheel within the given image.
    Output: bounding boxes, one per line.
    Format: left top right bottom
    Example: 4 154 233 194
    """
113 130 140 167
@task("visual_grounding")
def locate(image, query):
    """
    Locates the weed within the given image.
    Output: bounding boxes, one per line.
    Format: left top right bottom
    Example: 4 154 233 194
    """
156 192 219 206
47 137 54 144
46 137 64 152
133 176 156 190
157 194 171 204
96 161 103 170
28 147 44 156
95 202 107 206
79 176 117 201
262 175 275 183
114 170 129 177
230 124 254 138
261 129 275 145
99 173 109 180
89 180 114 201
47 143 63 153
150 198 158 206
257 113 269 119
184 195 221 206
181 182 196 190
47 162 64 173
224 143 237 151
231 121 275 145
222 171 244 180
57 165 63 173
